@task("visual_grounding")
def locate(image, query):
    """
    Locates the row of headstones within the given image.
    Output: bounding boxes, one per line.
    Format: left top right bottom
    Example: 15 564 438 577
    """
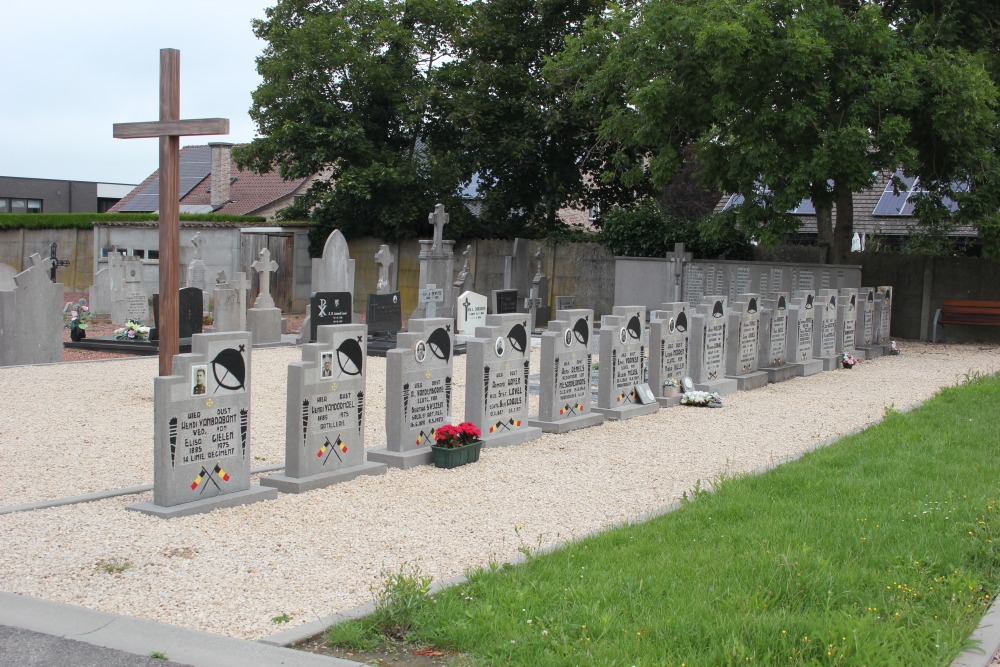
128 285 892 517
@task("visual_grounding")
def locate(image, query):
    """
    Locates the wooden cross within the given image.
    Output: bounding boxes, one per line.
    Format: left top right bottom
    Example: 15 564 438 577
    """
429 203 448 252
251 248 279 308
113 49 229 376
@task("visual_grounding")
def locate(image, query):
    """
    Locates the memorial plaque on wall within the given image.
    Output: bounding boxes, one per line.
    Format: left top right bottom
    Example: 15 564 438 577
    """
736 266 751 295
798 270 814 291
683 264 704 303
310 292 353 342
366 292 402 334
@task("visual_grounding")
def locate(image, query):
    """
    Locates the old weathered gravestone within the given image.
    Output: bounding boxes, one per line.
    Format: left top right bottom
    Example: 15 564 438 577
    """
0 263 16 291
687 296 738 395
453 244 473 299
127 331 277 517
261 323 386 493
185 232 208 308
874 285 893 349
247 247 282 345
411 205 456 321
855 287 881 359
757 293 796 383
724 294 768 391
309 292 352 343
301 230 356 344
465 313 542 448
112 256 149 324
594 306 659 420
367 318 455 469
374 244 395 295
648 302 690 407
0 254 64 367
456 290 488 338
813 289 840 371
787 291 823 376
528 309 605 433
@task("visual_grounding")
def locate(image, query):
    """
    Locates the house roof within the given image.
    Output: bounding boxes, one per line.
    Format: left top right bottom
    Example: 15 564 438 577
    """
108 145 309 217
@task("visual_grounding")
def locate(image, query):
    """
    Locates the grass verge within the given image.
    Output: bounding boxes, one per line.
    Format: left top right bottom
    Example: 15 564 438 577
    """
326 373 1000 666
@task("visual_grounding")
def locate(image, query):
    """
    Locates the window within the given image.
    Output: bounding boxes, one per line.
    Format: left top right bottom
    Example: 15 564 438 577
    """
10 199 26 212
0 199 8 214
27 199 42 213
0 198 42 213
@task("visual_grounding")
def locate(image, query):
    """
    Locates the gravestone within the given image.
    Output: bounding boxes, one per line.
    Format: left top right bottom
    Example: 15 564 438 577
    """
418 284 445 317
874 285 893 350
374 244 395 294
309 292 352 343
261 323 386 492
529 247 550 330
112 256 149 324
88 265 111 315
648 302 690 407
453 244 473 298
836 287 859 359
367 292 403 334
456 290 488 338
594 306 659 420
212 286 240 333
0 254 64 367
528 309 605 433
687 296 738 395
185 232 208 309
724 294 768 390
247 247 282 345
151 288 203 342
855 287 881 359
127 331 277 517
523 285 543 333
555 296 576 311
492 289 519 315
367 318 455 469
410 205 456 321
301 230 356 343
757 293 796 383
107 252 127 321
465 313 543 448
787 291 823 376
813 289 840 371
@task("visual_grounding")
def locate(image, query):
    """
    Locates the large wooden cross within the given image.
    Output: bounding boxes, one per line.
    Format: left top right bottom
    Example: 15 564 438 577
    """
113 49 229 376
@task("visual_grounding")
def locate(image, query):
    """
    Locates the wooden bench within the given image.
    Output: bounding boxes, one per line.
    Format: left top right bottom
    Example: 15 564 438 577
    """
932 300 1000 343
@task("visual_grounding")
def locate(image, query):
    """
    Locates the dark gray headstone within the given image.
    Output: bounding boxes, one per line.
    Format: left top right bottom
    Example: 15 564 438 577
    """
310 291 352 342
179 287 204 339
366 292 402 334
492 289 519 315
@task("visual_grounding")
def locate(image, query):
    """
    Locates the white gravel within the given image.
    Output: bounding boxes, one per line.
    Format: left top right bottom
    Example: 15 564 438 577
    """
0 340 997 640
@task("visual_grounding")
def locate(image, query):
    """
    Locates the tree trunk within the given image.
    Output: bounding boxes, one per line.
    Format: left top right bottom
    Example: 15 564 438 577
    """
815 201 834 264
832 187 854 265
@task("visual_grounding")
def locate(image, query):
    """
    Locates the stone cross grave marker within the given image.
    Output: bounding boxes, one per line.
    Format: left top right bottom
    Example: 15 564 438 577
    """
430 203 448 253
419 283 444 318
251 247 278 309
375 244 395 294
524 286 542 333
261 323 386 492
113 48 229 376
186 232 208 307
465 313 542 448
127 331 277 517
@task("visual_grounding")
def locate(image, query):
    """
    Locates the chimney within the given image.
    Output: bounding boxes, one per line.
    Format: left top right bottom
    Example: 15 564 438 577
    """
209 142 234 209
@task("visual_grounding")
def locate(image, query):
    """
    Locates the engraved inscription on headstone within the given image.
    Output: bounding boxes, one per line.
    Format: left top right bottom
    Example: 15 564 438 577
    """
799 270 814 291
367 292 402 334
492 289 519 315
310 291 353 343
736 266 751 295
684 264 704 303
649 303 690 401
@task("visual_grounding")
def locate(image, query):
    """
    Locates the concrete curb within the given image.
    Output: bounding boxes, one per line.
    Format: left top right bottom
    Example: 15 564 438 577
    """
0 592 367 667
951 596 1000 667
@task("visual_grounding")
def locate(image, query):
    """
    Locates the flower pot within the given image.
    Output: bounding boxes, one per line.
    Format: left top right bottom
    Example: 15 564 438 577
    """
70 327 85 342
431 440 483 469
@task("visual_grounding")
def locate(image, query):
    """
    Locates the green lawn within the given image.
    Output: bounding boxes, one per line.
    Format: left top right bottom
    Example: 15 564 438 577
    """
328 373 1000 666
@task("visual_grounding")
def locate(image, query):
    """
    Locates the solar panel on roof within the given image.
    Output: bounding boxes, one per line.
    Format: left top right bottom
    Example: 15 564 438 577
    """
117 146 212 212
873 170 962 216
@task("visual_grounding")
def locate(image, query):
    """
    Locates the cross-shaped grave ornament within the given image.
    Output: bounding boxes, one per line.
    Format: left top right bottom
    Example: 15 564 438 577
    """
418 283 444 317
113 48 229 376
190 232 206 261
429 203 448 253
48 242 70 283
251 247 279 308
375 244 394 294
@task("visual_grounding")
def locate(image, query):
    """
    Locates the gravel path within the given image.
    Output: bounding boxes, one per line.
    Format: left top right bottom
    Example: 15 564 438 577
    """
0 340 997 641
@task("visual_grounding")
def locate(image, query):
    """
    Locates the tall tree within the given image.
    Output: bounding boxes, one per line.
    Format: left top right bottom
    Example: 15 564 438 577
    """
548 0 1000 261
234 0 473 246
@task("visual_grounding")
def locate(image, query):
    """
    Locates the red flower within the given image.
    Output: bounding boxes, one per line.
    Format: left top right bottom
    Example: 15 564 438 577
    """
433 422 481 448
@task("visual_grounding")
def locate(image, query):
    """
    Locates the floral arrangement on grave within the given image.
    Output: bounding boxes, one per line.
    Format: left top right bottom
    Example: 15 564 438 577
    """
680 391 723 407
114 320 151 342
433 422 482 449
842 350 860 369
63 298 92 332
889 340 901 356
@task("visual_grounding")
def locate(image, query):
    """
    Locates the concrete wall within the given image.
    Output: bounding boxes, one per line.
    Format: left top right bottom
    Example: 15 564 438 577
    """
0 228 93 291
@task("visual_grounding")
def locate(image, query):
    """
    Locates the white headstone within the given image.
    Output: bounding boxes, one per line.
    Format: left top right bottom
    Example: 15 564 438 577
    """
456 290 488 335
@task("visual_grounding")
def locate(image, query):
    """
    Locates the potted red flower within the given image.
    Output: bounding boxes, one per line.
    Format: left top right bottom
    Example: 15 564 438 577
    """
431 422 482 469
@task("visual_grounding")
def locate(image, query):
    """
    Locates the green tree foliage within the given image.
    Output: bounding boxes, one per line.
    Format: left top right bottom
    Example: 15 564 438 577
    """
234 0 476 247
547 0 1000 261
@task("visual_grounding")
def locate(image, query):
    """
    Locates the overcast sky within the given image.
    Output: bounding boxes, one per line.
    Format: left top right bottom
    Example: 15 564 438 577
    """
1 1 274 185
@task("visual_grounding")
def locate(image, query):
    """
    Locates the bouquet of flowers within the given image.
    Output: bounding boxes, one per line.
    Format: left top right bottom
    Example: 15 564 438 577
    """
433 422 482 449
63 298 92 331
680 390 723 407
842 350 860 368
113 320 151 342
889 340 900 356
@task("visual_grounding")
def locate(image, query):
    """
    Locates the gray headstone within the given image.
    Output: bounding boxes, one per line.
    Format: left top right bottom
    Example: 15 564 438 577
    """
837 287 859 355
112 256 147 324
856 287 877 356
312 229 356 294
212 287 240 332
648 302 690 406
724 294 767 390
814 289 840 370
127 331 277 517
0 253 64 367
107 252 126 319
88 266 110 315
456 290 488 336
464 313 542 448
875 285 893 345
759 293 789 368
251 247 279 309
261 323 386 492
411 213 456 321
367 318 455 469
185 232 208 307
594 306 659 420
528 309 605 433
0 263 18 291
687 296 738 395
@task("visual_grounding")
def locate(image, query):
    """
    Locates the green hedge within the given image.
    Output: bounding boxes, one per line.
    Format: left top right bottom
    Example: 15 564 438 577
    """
0 213 271 230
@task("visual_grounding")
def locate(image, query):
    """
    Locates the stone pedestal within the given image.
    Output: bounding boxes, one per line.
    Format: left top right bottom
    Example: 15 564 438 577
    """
726 370 768 391
130 487 277 518
261 463 386 494
791 359 824 377
247 307 282 345
762 364 797 384
410 240 456 321
856 345 882 360
592 402 660 421
366 447 435 469
694 378 739 396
